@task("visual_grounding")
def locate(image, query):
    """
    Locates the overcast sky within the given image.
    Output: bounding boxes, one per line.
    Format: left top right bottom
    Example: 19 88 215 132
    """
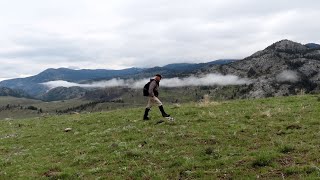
0 0 319 81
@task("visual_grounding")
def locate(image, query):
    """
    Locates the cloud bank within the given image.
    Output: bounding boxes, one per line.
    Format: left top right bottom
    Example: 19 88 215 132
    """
42 73 251 89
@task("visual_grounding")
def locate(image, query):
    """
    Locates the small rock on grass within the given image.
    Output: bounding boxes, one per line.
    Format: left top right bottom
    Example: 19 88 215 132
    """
64 128 72 132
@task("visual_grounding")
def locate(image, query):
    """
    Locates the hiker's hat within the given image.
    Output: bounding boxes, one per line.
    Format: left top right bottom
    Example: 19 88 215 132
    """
155 74 162 79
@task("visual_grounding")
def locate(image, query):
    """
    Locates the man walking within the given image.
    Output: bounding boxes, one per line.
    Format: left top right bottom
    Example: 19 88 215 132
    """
143 74 170 120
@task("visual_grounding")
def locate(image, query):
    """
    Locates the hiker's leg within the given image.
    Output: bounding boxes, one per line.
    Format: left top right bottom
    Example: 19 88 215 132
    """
144 97 153 120
143 108 150 120
152 97 170 117
159 105 170 117
152 96 163 107
146 97 153 109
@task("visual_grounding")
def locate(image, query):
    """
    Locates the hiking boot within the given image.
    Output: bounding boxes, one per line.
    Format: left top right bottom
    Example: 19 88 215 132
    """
159 105 170 117
143 108 150 120
162 113 170 117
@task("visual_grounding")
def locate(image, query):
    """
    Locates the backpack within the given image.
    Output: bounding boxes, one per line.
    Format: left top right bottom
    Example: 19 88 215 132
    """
143 80 152 96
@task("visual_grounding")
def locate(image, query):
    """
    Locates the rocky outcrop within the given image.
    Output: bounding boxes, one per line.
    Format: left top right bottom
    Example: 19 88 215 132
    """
201 39 320 98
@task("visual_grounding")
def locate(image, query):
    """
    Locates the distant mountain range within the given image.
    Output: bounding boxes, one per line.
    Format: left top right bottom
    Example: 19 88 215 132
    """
1 39 320 101
0 59 236 99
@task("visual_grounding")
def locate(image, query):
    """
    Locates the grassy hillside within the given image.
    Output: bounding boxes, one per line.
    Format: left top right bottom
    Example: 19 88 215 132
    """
0 97 42 106
1 95 320 179
0 97 93 119
0 86 210 120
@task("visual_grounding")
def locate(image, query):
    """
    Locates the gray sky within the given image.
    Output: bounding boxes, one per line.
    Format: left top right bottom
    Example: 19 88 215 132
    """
1 0 320 81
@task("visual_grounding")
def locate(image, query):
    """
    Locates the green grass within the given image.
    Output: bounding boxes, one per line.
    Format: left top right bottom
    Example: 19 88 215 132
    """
1 95 320 179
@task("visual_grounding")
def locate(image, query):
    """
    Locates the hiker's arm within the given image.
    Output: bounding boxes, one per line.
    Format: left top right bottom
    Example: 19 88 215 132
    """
148 81 156 97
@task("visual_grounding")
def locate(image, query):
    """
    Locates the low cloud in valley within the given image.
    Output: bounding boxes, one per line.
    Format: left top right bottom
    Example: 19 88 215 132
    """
42 73 251 89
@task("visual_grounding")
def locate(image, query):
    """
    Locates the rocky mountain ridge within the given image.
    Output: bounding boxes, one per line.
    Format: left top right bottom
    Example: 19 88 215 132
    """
201 39 320 98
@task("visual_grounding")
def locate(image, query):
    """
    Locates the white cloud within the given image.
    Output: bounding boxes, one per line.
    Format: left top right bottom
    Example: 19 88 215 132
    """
41 73 251 89
276 70 300 83
1 0 320 79
161 74 251 87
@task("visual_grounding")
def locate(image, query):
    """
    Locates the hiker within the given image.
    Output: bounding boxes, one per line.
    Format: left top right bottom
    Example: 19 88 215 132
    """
143 74 170 120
